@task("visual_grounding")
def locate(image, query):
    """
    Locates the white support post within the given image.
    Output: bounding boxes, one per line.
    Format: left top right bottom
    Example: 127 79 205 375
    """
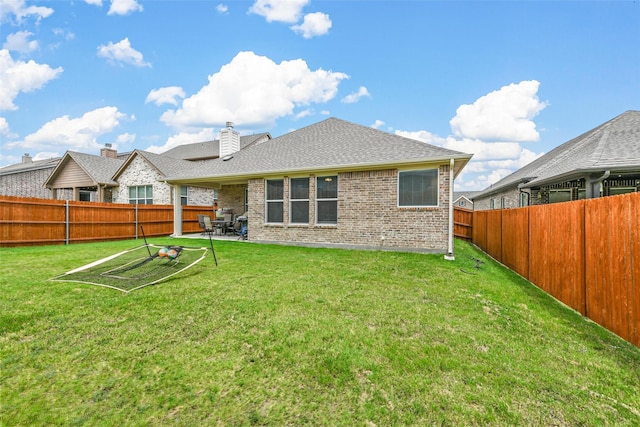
172 185 183 237
445 158 455 261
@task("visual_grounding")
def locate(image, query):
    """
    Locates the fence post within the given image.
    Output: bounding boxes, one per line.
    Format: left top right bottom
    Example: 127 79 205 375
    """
65 200 69 245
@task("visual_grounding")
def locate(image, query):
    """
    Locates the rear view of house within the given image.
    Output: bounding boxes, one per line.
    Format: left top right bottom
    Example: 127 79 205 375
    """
164 117 472 253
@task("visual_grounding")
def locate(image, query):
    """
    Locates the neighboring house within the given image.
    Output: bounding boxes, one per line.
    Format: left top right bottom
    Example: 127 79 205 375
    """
44 146 127 202
474 110 640 210
111 150 217 205
164 117 473 254
162 131 271 161
0 154 61 198
453 191 479 209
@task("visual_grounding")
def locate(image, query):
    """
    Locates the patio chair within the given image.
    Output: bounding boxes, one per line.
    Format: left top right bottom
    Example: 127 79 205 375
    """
201 215 215 236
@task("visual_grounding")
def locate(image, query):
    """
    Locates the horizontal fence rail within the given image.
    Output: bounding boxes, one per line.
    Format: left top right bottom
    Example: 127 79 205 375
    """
0 195 213 247
472 192 639 348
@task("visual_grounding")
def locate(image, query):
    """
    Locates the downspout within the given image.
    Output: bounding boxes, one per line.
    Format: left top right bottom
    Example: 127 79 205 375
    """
445 158 455 261
589 170 610 198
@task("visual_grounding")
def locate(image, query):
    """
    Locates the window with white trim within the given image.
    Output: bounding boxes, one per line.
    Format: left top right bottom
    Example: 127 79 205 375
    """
398 169 438 207
129 185 153 204
266 179 284 223
316 176 338 224
290 178 309 224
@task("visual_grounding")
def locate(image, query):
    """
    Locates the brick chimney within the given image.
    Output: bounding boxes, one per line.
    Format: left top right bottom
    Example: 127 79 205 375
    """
219 122 240 158
22 153 33 163
100 143 117 159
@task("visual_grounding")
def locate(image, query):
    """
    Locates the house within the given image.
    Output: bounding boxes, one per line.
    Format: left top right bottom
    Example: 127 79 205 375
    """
473 110 640 210
163 117 473 254
44 145 128 202
0 154 61 198
111 150 217 205
453 191 479 209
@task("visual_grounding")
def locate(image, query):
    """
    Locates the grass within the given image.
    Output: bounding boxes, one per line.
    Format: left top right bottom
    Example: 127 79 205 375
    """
1 238 639 426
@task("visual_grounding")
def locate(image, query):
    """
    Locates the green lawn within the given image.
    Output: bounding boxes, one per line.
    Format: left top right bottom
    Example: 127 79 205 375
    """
1 238 639 426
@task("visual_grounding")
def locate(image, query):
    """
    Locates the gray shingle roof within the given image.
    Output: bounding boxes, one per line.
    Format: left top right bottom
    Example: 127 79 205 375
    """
0 157 60 176
113 150 199 179
474 110 640 198
66 151 125 185
162 133 270 160
165 117 472 183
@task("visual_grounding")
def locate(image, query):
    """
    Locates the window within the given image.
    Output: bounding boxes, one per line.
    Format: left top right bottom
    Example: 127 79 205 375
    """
290 178 309 224
266 179 284 223
180 186 188 206
458 200 466 207
549 189 571 204
500 197 506 209
519 192 530 207
316 176 338 224
490 199 495 209
398 169 438 207
129 185 153 204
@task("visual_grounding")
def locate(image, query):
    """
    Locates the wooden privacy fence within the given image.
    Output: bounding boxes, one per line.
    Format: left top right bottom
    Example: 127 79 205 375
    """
453 207 473 241
472 192 639 348
0 195 214 247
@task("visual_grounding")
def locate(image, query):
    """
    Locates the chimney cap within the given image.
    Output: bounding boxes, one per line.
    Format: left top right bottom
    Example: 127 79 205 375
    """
225 121 234 129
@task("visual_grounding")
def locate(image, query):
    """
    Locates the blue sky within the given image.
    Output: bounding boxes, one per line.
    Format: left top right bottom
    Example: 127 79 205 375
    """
1 0 638 190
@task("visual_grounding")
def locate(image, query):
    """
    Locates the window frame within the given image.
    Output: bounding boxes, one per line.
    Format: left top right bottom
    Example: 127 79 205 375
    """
289 177 310 224
180 185 188 206
397 168 439 208
128 185 153 205
316 175 338 225
265 178 284 223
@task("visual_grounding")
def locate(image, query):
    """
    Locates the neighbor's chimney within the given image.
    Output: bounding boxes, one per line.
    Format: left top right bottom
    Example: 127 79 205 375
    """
100 143 117 159
22 153 33 163
219 121 240 158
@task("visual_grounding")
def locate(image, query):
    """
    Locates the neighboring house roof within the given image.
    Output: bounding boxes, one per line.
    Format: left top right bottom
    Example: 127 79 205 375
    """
112 149 199 180
162 133 271 161
164 117 472 185
474 110 640 199
0 157 60 176
454 191 479 203
45 151 126 187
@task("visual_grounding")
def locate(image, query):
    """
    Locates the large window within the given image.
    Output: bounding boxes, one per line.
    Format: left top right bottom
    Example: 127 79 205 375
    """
290 178 309 224
129 185 153 204
316 176 338 224
266 179 284 223
398 169 438 207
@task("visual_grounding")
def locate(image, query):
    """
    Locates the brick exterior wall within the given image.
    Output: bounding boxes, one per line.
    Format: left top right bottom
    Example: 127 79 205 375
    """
0 167 55 199
244 167 451 252
113 156 216 205
474 187 523 211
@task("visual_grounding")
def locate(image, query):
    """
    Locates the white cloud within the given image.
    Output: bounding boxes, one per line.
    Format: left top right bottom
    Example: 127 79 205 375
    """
395 80 548 190
9 107 126 151
0 117 12 136
341 86 370 104
291 12 331 38
97 38 151 67
108 0 143 16
146 86 186 106
52 28 75 41
0 49 63 110
248 0 309 23
371 120 385 130
116 132 136 145
0 0 53 24
217 4 229 14
145 128 216 154
3 31 38 53
450 80 548 142
85 0 102 6
160 51 348 128
33 151 60 161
